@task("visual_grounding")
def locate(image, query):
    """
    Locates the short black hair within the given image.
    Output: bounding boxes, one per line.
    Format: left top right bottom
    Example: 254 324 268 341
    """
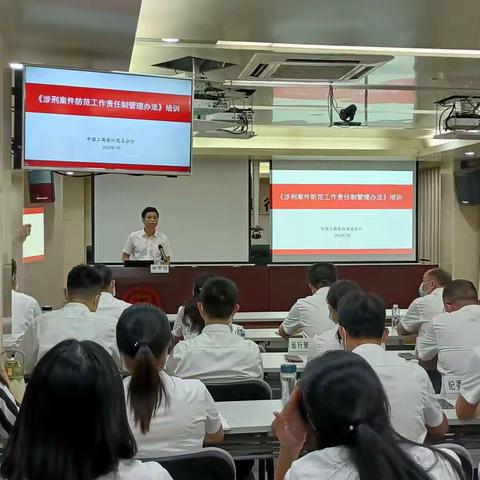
67 265 103 299
11 258 16 280
200 276 238 319
141 207 159 219
326 279 362 311
0 340 136 480
307 263 337 289
427 268 452 287
443 280 478 303
337 291 386 339
93 264 113 290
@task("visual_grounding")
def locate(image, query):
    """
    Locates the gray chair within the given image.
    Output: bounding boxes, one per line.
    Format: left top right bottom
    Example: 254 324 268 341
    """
204 378 272 402
143 447 235 480
433 443 473 480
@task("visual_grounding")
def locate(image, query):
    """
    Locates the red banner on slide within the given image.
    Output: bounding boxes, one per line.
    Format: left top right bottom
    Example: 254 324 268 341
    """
25 83 192 123
271 184 413 209
272 248 414 256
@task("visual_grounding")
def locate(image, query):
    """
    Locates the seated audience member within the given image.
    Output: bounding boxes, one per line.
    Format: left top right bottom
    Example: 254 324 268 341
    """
167 277 263 382
307 280 361 361
396 269 451 354
418 280 480 396
337 291 448 442
19 265 120 373
117 303 223 457
11 258 41 342
172 273 214 341
0 340 172 480
93 264 131 320
272 351 462 480
279 263 337 338
456 347 480 420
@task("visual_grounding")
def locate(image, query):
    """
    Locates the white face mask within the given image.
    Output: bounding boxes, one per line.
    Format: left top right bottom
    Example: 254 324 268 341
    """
112 285 117 297
418 282 426 297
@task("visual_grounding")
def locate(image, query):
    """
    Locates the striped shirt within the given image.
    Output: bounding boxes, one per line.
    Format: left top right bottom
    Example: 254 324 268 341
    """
0 383 18 437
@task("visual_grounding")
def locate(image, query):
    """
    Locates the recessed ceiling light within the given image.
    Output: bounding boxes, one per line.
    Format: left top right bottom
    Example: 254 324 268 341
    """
161 38 179 43
66 171 75 176
465 151 475 156
9 62 23 70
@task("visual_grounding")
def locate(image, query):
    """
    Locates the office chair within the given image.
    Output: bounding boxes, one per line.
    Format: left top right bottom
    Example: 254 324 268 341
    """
434 443 473 480
204 378 272 402
144 447 235 480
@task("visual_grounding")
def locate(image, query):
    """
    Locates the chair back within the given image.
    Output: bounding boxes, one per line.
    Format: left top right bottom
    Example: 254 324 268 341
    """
144 447 235 480
434 443 473 480
205 378 272 401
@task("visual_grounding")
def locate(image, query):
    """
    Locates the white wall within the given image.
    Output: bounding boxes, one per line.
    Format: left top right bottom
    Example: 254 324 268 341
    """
94 156 250 263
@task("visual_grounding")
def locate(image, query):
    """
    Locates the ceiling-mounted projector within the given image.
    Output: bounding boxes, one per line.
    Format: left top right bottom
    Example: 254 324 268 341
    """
434 95 480 140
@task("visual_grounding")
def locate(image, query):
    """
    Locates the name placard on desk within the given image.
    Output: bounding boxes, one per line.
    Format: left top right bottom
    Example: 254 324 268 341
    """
150 264 170 274
288 338 310 354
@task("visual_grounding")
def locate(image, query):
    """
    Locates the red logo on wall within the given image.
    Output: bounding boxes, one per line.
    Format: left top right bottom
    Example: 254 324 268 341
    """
122 286 162 308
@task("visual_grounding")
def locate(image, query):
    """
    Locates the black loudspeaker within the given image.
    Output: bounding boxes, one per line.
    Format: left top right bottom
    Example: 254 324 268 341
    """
454 170 480 206
28 170 55 203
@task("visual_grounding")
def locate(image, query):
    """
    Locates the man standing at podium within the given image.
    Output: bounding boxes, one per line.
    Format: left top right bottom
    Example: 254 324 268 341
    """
122 207 172 264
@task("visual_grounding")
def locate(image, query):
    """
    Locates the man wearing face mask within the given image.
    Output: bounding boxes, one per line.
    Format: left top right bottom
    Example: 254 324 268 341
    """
93 264 131 320
396 268 451 356
19 265 121 374
417 280 480 398
338 290 448 443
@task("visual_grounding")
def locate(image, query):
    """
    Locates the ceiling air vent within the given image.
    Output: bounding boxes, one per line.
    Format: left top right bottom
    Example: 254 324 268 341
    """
238 53 392 82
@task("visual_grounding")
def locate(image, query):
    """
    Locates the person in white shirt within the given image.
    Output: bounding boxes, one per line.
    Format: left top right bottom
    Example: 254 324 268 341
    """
396 268 451 354
19 265 121 374
10 258 42 342
122 207 172 263
278 263 337 338
307 280 361 361
172 273 214 342
418 280 480 399
94 264 131 320
271 350 462 480
167 277 263 382
456 347 480 420
117 303 223 457
337 290 448 442
0 339 172 480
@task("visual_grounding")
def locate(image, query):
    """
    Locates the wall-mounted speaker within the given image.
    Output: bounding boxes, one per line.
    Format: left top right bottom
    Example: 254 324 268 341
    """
28 171 55 203
454 169 480 206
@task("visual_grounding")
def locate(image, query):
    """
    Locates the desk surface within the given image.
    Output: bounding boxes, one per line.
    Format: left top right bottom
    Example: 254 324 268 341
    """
262 352 307 373
217 399 480 435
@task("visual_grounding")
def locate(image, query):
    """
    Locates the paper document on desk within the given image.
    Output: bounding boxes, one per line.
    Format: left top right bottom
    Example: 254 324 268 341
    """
220 413 231 431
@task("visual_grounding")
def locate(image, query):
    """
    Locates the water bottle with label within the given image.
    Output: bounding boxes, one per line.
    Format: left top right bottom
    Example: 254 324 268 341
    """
281 363 297 406
391 304 401 328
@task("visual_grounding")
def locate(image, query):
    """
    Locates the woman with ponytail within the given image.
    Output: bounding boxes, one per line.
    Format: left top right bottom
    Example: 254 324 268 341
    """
117 304 224 457
273 350 463 480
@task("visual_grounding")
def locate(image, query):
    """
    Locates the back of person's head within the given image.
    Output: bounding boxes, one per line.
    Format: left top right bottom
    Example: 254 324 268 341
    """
199 276 239 321
67 265 103 303
141 206 159 219
426 268 452 288
326 280 362 321
443 279 479 310
116 304 172 434
300 351 463 480
183 273 214 333
337 291 386 343
307 262 337 290
1 340 136 480
92 264 113 291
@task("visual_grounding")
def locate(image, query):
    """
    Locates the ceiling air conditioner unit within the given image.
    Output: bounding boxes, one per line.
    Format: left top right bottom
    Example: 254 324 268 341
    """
238 53 392 82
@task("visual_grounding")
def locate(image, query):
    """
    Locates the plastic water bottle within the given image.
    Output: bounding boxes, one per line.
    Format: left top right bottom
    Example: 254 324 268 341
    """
281 363 297 406
236 326 246 339
391 304 401 328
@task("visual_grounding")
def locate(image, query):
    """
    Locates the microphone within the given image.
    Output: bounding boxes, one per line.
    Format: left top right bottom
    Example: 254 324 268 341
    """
158 244 167 263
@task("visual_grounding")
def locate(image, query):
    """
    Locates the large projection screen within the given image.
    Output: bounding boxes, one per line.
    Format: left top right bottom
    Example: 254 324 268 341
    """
93 158 249 264
271 158 417 263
